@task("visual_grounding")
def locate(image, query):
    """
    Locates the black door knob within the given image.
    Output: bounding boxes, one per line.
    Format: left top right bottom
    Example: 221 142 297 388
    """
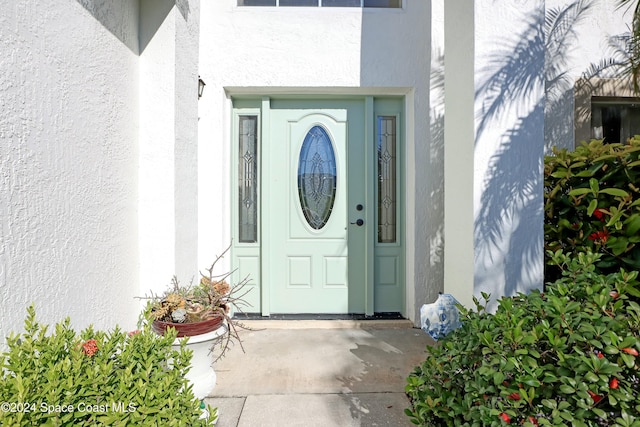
350 219 364 226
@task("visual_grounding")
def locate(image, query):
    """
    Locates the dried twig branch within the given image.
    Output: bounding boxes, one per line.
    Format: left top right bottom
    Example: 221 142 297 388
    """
138 242 258 361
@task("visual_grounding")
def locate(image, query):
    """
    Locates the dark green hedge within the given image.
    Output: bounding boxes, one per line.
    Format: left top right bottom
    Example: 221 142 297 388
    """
544 138 640 281
405 252 640 426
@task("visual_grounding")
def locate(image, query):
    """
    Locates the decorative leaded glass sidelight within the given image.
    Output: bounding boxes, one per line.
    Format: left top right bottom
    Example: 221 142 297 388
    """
298 126 337 230
377 116 397 243
238 115 258 243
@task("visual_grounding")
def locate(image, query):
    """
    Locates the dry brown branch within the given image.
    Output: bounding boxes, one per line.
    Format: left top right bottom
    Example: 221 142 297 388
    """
138 242 258 361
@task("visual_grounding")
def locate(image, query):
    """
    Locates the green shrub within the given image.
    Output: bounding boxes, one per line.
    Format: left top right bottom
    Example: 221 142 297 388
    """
0 306 217 426
544 138 640 281
405 251 640 426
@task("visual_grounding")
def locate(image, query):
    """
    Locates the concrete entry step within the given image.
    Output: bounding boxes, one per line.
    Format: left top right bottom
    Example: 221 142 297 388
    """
205 325 433 426
208 392 416 427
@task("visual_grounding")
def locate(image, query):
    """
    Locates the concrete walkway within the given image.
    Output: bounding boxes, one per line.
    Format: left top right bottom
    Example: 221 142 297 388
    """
204 320 434 427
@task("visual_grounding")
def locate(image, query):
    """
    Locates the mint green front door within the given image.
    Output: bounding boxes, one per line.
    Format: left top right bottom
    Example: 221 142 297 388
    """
231 97 404 315
264 102 365 313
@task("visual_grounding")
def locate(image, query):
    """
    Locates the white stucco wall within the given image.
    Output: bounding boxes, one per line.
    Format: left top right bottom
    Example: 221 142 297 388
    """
430 0 445 298
173 0 201 286
138 0 202 298
469 0 633 308
473 0 546 307
3 0 628 339
0 1 139 342
199 0 431 322
443 0 476 309
544 0 634 151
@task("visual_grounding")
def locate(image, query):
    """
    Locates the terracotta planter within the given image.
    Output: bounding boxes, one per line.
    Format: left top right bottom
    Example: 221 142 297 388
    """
151 316 227 400
151 314 225 337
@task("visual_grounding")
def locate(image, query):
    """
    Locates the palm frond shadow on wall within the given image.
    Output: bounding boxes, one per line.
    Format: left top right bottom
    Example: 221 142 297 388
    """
473 0 593 303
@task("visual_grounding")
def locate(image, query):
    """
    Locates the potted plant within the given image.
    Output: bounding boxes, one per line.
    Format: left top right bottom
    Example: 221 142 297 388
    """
140 245 250 400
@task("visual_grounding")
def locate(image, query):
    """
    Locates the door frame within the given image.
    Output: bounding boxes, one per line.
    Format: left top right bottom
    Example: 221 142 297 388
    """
230 95 404 317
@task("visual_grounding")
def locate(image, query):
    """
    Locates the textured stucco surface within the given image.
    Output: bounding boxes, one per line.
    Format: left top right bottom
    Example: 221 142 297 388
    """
429 0 445 305
2 0 634 339
0 1 140 342
543 0 634 152
199 0 431 323
138 0 201 299
471 0 634 309
443 0 476 308
473 0 546 307
139 0 177 300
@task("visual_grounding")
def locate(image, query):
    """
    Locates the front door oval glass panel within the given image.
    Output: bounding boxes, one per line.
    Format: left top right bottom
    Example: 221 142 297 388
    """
297 125 337 230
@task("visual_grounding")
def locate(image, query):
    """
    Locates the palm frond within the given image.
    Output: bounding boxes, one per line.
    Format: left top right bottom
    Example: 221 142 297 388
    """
545 0 592 55
582 58 626 79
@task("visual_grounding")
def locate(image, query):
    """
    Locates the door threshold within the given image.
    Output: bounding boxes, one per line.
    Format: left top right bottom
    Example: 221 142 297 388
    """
234 312 404 321
231 313 413 329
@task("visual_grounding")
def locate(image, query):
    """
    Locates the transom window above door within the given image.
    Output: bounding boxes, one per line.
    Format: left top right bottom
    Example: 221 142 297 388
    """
238 0 401 7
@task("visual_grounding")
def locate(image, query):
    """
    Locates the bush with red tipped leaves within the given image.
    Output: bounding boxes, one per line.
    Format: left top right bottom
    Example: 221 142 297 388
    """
405 251 640 426
544 138 640 282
